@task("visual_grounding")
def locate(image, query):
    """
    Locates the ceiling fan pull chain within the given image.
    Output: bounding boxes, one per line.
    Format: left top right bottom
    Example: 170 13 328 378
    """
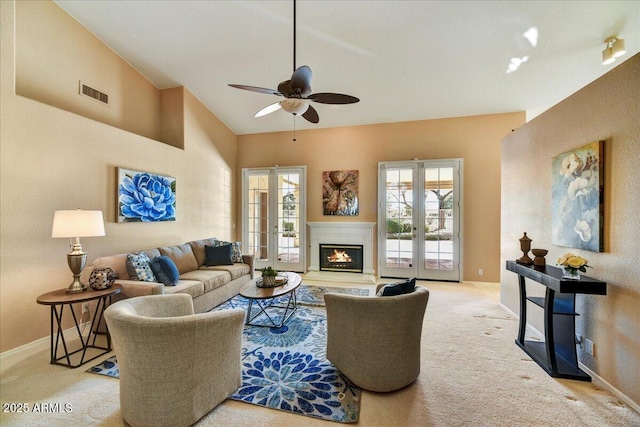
292 115 297 142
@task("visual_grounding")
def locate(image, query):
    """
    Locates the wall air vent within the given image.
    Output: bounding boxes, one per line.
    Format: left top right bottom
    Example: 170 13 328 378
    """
79 81 109 105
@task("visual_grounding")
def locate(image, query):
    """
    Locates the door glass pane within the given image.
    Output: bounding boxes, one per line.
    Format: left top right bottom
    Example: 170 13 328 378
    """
277 173 300 264
424 167 454 270
385 168 413 268
247 174 269 261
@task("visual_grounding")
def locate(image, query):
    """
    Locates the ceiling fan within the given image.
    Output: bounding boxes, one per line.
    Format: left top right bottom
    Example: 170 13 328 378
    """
228 0 359 125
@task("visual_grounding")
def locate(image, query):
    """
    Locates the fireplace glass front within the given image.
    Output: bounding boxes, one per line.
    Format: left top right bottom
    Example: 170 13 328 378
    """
319 244 364 273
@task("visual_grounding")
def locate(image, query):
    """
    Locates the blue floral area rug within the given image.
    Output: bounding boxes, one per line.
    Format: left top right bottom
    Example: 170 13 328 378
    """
88 285 368 423
88 355 118 378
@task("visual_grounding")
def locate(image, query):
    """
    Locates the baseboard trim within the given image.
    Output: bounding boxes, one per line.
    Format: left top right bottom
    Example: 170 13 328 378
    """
0 321 93 374
578 362 640 413
500 303 639 413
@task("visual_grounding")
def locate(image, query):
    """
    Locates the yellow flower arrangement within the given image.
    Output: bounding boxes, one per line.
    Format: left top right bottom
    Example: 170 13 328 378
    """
557 253 591 275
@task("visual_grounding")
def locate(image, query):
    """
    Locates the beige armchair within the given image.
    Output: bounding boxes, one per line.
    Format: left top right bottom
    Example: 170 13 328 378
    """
104 294 245 427
324 285 430 392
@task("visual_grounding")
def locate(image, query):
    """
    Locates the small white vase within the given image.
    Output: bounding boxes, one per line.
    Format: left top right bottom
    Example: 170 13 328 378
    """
562 266 580 280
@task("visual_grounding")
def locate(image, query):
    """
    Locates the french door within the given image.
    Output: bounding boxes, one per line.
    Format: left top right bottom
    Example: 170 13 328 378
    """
378 160 462 281
242 166 306 273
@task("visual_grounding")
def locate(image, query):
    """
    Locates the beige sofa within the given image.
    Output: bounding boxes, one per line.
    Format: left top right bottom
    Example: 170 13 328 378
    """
84 238 254 313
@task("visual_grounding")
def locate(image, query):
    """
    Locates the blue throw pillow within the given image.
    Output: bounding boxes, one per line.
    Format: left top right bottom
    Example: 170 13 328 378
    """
205 244 234 266
378 278 416 297
148 256 180 286
126 252 157 282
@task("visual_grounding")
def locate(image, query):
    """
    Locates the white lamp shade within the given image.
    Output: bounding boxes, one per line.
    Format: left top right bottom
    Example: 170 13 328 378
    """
51 210 105 238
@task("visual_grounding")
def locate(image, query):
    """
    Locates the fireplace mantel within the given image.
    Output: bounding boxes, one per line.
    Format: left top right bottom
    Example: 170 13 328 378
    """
308 222 376 275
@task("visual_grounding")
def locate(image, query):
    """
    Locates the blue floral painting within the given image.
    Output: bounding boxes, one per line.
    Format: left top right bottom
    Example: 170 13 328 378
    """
117 168 176 222
551 141 604 252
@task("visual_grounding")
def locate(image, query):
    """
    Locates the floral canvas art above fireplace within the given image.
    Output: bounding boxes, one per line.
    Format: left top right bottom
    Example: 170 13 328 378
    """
117 167 176 222
322 170 359 216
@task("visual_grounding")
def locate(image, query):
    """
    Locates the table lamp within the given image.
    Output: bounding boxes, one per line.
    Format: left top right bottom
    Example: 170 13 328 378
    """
51 209 105 293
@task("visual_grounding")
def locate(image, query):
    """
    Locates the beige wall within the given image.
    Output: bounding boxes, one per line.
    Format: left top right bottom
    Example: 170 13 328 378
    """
238 112 525 282
0 1 238 352
15 0 165 144
501 54 640 404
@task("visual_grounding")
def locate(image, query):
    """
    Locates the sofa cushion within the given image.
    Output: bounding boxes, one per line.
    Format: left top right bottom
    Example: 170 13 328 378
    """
205 244 233 266
201 263 251 281
148 256 180 286
158 244 198 274
377 278 416 297
179 270 231 293
126 253 157 282
162 280 205 298
188 238 219 267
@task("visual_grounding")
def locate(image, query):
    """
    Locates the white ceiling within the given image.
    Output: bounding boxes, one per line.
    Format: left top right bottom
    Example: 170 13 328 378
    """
55 1 639 136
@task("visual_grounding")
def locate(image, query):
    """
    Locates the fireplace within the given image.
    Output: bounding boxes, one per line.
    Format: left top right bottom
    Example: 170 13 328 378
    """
308 222 375 275
319 244 364 273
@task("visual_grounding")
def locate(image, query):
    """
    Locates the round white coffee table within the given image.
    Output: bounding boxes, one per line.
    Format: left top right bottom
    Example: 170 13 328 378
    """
239 272 302 327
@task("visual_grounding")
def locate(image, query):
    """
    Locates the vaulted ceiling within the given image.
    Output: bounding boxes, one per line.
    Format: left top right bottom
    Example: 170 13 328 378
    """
56 1 640 135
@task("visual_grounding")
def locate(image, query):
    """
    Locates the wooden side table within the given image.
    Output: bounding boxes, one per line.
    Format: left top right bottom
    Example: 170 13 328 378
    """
37 284 122 368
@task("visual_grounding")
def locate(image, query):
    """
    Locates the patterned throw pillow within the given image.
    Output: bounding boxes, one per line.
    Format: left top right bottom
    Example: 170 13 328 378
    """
215 240 243 263
148 256 180 286
125 252 157 282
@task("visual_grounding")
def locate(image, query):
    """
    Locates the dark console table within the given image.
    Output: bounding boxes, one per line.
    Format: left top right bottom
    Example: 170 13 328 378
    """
506 261 606 381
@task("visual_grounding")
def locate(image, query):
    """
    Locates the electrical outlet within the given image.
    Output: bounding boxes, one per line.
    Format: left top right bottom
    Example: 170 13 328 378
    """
478 268 484 276
575 333 583 347
585 338 595 356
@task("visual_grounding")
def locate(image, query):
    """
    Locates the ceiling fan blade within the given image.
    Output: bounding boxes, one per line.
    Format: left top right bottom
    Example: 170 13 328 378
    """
290 65 312 96
254 102 282 118
308 92 360 104
229 84 282 97
302 104 319 123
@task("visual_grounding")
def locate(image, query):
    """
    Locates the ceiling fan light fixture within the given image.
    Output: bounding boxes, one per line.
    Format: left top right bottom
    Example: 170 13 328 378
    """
280 98 309 115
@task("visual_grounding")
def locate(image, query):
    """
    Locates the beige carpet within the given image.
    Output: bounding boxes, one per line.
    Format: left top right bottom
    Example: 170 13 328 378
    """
1 281 638 426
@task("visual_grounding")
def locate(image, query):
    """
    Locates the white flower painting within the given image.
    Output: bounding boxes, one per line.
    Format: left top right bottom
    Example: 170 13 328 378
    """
551 141 604 252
